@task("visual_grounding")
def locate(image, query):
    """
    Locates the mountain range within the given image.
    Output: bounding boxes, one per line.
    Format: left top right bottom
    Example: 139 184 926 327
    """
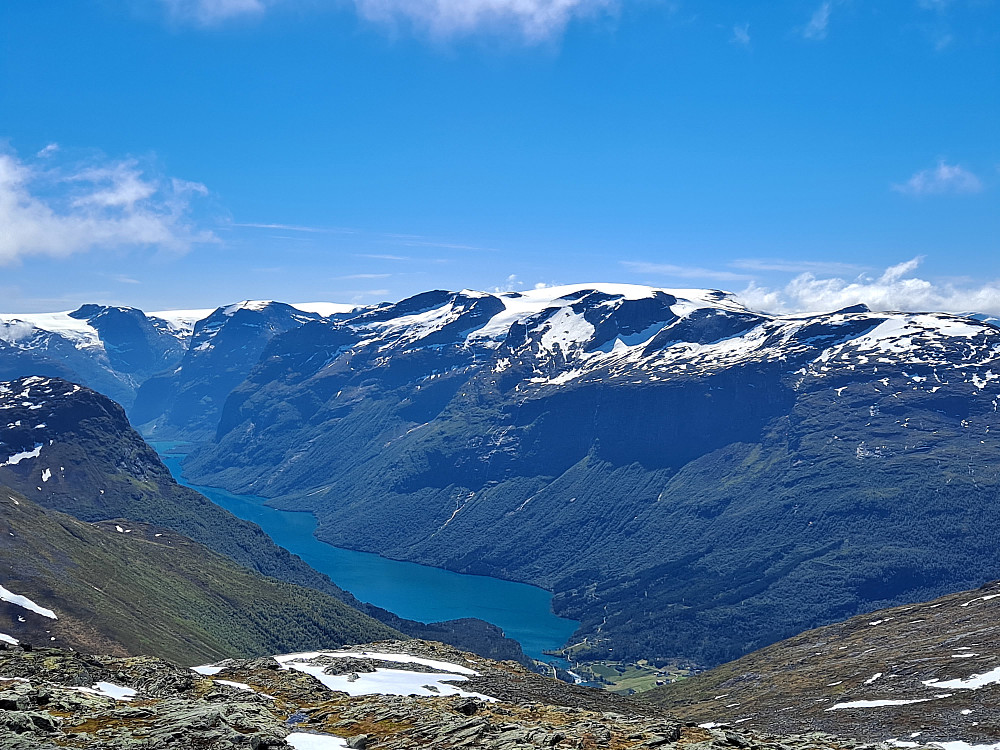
4 284 1000 667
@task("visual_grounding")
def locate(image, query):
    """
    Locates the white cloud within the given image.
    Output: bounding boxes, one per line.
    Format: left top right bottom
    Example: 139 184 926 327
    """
158 0 616 38
493 273 524 292
731 22 750 47
356 0 617 39
893 160 984 196
622 261 753 283
0 146 214 265
802 1 832 40
735 257 1000 316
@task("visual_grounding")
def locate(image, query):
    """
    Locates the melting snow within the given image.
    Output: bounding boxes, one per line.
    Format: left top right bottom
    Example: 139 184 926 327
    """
0 633 18 645
0 584 57 619
961 594 1000 607
69 682 137 701
273 650 493 701
827 698 938 710
273 650 477 675
1 444 43 467
286 734 350 750
923 666 1000 691
192 665 225 675
215 679 274 699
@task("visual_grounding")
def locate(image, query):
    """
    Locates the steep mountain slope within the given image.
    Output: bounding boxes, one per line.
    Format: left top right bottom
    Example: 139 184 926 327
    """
177 285 1000 666
132 300 355 439
0 375 532 664
0 375 358 598
648 580 1000 745
0 487 400 665
0 305 189 409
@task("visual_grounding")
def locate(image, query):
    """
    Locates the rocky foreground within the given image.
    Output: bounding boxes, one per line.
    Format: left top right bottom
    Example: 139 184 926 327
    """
0 638 901 750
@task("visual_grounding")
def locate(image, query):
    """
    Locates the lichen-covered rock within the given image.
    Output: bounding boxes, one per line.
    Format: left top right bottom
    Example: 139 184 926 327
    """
0 641 902 750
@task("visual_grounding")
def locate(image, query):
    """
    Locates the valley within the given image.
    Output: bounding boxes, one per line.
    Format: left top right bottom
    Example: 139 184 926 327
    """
155 444 579 665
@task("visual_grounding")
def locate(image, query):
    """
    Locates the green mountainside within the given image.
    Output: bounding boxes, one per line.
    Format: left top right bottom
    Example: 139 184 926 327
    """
0 485 400 664
0 376 533 665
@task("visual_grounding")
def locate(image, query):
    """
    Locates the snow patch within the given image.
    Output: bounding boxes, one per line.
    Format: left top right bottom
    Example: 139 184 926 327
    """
273 650 492 701
286 733 350 750
923 666 1000 691
828 698 937 710
1 444 43 467
0 584 57 619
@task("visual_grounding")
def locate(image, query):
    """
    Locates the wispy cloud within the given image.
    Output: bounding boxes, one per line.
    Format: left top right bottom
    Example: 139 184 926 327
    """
0 144 215 265
336 273 392 280
397 239 497 252
355 253 411 261
802 1 833 40
158 0 617 38
231 221 357 234
892 160 984 196
730 259 866 274
731 22 750 47
493 273 524 293
622 261 753 283
736 257 1000 315
160 0 265 25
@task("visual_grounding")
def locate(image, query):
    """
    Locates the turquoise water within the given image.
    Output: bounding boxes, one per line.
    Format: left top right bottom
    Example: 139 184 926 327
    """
155 448 578 663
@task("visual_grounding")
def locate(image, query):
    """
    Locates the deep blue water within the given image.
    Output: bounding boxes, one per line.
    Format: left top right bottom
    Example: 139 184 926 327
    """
155 446 578 663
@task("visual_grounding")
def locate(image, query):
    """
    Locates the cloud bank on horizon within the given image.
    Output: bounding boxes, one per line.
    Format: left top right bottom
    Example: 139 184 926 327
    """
735 258 1000 318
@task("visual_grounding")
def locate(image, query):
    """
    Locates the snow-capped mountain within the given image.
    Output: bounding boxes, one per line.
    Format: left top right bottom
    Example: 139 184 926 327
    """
177 284 1000 667
7 285 1000 669
0 305 189 408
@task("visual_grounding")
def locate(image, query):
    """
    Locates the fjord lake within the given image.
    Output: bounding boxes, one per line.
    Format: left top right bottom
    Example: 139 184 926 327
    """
156 448 578 663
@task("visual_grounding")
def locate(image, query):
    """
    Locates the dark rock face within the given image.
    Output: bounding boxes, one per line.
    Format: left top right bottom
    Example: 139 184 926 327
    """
132 301 324 439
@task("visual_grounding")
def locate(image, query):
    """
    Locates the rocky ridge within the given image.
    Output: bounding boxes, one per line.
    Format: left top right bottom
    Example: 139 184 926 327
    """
0 639 901 750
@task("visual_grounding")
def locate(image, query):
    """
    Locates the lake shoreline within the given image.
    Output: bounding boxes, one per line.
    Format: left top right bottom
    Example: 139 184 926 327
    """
152 442 579 666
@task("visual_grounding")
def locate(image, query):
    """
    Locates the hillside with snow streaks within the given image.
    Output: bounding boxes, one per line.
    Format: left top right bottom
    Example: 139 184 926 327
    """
650 580 1000 747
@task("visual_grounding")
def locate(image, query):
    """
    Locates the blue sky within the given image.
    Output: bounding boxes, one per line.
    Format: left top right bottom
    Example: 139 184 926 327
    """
1 0 997 313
